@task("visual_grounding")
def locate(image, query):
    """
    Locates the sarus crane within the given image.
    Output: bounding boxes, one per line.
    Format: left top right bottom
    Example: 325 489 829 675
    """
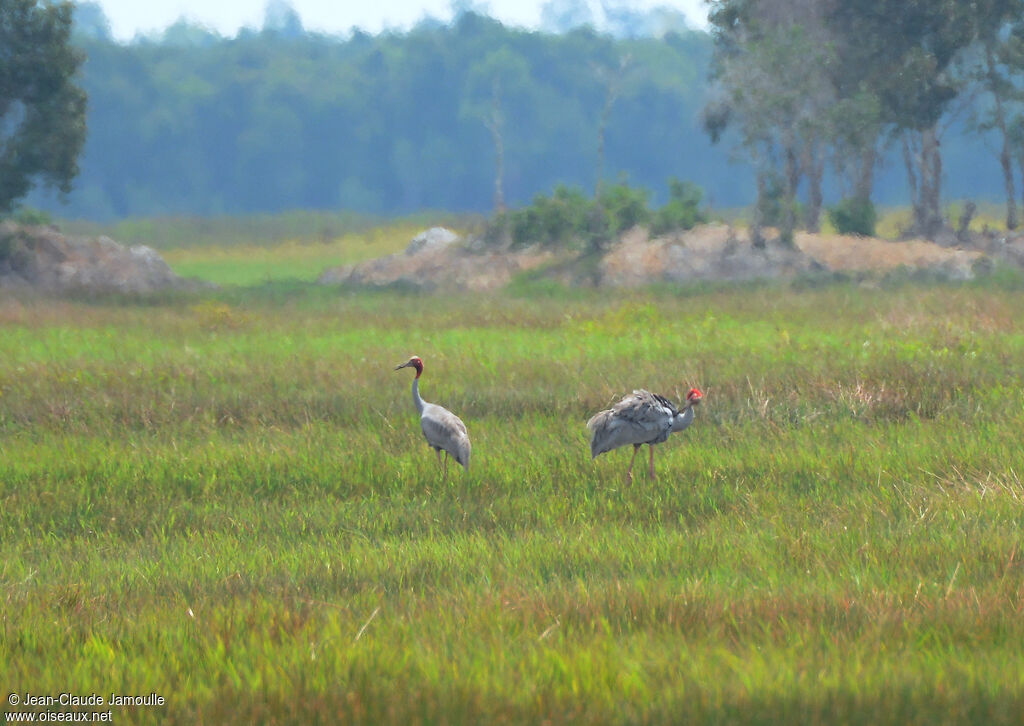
394 355 471 478
587 387 703 483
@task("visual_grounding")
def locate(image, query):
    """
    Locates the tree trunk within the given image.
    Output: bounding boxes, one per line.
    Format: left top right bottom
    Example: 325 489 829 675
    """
902 127 943 239
596 86 613 198
781 138 799 246
803 142 824 232
921 125 943 238
999 137 1017 231
901 132 919 230
595 56 628 198
485 82 505 214
1019 151 1024 215
752 172 766 249
986 44 1017 230
492 121 505 213
956 201 976 243
854 143 876 204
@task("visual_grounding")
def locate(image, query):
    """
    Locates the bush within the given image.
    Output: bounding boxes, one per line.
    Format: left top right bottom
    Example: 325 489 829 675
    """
10 206 53 226
488 179 708 251
598 181 650 235
828 197 877 236
652 178 707 234
503 185 596 249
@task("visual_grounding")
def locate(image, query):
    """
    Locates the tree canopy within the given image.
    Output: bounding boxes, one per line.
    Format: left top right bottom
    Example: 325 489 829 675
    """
0 0 87 213
706 0 1024 239
13 2 1022 228
36 12 717 220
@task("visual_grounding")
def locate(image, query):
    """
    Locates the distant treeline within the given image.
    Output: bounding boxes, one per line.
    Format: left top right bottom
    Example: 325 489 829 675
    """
30 7 1002 221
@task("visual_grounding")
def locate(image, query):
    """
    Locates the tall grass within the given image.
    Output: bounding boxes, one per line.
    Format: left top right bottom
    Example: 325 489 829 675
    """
1 282 1023 724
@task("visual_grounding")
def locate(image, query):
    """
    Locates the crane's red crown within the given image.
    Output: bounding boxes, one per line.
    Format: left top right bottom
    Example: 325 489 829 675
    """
395 355 424 378
687 387 703 403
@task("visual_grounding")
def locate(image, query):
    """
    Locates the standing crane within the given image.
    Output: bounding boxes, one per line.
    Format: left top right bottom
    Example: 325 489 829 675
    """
587 387 703 483
394 355 471 479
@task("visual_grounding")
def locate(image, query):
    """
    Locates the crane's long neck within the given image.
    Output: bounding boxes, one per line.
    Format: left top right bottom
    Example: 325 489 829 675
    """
671 403 695 432
411 376 425 416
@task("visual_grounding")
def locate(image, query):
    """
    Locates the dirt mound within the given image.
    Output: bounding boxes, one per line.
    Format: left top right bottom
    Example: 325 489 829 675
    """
318 232 554 292
319 224 1002 292
958 229 1024 268
0 222 197 294
599 225 812 285
794 232 984 279
599 225 990 286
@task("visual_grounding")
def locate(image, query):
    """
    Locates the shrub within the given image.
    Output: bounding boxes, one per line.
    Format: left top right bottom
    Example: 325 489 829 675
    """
504 185 596 249
652 178 707 234
487 179 708 251
828 197 877 236
598 181 651 235
10 206 54 226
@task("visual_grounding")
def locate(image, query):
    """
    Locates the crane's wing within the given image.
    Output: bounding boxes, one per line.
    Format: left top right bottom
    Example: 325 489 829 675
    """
421 403 471 469
587 389 676 457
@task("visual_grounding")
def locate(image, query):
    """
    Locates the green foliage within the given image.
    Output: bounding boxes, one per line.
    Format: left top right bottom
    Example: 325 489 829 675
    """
44 21 714 220
10 206 54 227
501 185 597 249
597 180 651 234
0 0 87 213
2 284 1024 723
11 7 1015 223
831 0 974 131
828 197 878 236
492 179 707 249
651 177 707 234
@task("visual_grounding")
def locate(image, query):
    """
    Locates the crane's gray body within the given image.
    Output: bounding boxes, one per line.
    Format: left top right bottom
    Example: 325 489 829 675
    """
413 377 471 469
587 389 695 459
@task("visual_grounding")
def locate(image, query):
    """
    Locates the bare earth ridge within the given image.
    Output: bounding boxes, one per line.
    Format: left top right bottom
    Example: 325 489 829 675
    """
319 224 1020 292
0 222 199 294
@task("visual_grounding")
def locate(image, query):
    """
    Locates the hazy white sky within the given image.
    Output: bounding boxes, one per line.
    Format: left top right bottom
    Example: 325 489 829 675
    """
93 0 709 41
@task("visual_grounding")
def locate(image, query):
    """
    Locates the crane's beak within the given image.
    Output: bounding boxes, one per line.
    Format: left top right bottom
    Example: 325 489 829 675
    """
394 361 410 371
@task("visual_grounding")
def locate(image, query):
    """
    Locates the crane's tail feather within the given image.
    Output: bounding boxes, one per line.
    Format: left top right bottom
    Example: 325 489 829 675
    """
587 409 614 459
456 437 471 471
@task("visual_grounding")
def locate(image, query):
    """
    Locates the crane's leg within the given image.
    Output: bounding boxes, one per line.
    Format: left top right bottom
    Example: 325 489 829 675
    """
443 451 450 482
648 444 656 480
625 444 641 485
435 448 443 469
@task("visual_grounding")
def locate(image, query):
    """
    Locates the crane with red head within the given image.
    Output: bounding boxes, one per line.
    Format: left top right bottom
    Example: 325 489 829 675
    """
395 355 471 479
587 387 703 484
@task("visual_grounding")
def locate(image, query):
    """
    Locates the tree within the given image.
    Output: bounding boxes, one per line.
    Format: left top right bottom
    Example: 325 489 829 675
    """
540 0 595 33
829 0 977 238
460 46 531 213
263 0 304 38
594 53 631 197
29 12 719 219
71 1 111 41
705 0 835 243
0 0 87 214
965 0 1024 230
818 1 885 211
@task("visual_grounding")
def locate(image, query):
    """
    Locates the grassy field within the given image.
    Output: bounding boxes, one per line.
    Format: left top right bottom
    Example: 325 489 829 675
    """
2 226 1024 723
60 213 482 286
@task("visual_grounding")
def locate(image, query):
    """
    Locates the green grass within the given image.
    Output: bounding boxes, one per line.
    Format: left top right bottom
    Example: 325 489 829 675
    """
158 225 416 286
2 279 1023 724
58 211 483 286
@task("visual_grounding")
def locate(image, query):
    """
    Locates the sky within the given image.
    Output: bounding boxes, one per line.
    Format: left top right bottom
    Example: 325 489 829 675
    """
92 0 709 41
